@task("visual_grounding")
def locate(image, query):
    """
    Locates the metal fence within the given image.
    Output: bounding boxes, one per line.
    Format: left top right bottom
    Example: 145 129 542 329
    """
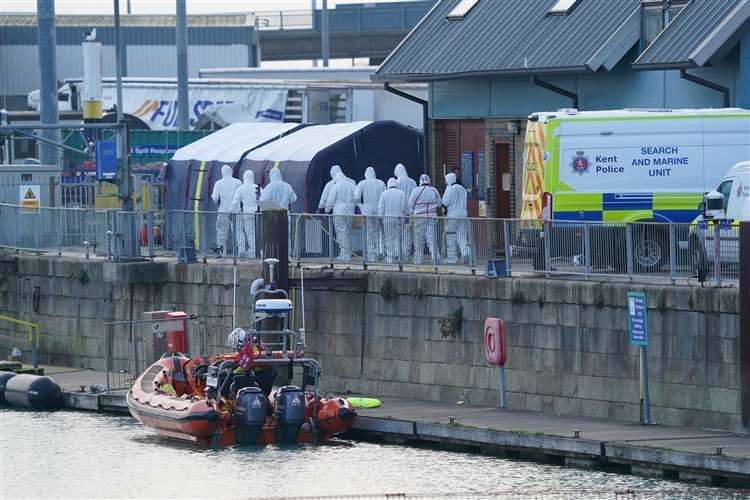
0 203 741 285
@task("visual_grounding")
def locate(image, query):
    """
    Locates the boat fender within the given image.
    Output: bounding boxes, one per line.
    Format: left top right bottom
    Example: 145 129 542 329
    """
4 374 62 410
0 372 17 405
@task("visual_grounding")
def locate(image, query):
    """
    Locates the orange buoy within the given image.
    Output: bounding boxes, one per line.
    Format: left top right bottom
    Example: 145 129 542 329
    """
484 317 507 366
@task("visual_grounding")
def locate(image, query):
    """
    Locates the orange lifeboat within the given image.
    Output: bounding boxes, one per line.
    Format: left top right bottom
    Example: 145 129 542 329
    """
127 353 356 446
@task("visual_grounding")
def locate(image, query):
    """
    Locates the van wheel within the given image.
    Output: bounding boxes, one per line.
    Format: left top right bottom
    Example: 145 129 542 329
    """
633 225 666 272
690 237 708 281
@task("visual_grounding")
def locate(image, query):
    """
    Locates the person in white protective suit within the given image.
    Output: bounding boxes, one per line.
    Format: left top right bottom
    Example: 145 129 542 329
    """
354 167 386 260
377 177 407 263
442 172 470 264
259 168 298 253
394 163 417 258
325 171 356 262
210 165 242 257
259 167 297 211
407 174 441 264
318 165 355 213
230 170 259 259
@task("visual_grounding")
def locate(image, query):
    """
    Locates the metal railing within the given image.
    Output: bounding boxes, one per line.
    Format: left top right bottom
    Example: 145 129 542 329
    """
0 315 40 368
0 202 741 285
251 2 435 32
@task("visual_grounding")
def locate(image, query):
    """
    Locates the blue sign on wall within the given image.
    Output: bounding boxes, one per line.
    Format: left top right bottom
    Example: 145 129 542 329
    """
95 140 117 182
627 291 648 346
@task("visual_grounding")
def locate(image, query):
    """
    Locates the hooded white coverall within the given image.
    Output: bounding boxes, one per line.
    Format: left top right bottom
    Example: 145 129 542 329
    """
259 168 297 210
211 165 242 254
259 168 298 252
377 177 407 263
230 170 259 259
318 165 355 212
394 163 417 257
408 174 441 264
442 172 470 264
325 172 356 261
354 167 386 260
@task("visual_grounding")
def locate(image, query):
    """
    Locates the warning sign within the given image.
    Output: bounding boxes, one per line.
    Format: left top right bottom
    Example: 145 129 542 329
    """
19 184 41 213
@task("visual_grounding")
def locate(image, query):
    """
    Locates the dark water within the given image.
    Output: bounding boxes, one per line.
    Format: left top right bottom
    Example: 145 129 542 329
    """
0 409 745 499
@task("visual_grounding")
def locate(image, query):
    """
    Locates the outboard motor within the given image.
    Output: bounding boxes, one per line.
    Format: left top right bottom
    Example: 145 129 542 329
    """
274 386 305 444
4 374 62 410
234 387 267 445
0 372 17 405
205 365 220 398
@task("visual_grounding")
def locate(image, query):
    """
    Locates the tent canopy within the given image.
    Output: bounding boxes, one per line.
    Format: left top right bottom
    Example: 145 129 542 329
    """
167 122 301 212
242 120 423 212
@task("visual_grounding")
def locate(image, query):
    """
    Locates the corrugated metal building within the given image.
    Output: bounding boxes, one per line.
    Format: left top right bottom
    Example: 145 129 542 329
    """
374 0 750 219
0 13 259 108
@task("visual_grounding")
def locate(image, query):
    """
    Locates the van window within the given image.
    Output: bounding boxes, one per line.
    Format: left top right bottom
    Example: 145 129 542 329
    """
717 180 733 210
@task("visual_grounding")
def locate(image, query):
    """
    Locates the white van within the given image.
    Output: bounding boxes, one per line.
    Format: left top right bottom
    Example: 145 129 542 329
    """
690 161 750 277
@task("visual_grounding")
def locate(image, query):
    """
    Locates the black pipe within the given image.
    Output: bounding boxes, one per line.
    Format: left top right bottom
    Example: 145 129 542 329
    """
680 69 730 108
531 75 578 109
384 83 429 175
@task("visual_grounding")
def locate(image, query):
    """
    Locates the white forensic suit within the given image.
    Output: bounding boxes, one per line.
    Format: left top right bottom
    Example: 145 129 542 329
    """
377 177 407 263
230 170 259 259
394 163 417 258
407 174 441 265
325 172 356 262
318 165 355 212
442 172 470 264
259 168 298 253
354 167 386 260
210 164 242 257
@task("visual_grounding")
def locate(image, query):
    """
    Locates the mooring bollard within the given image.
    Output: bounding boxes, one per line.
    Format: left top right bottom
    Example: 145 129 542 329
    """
484 317 508 408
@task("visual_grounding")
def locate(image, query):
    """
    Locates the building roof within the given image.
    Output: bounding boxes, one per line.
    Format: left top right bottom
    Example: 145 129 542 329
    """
0 13 254 27
634 0 750 70
246 122 373 163
373 0 642 82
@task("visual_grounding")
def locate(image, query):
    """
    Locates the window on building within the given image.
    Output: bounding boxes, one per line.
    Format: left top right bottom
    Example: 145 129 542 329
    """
446 0 480 20
549 0 578 15
640 0 690 51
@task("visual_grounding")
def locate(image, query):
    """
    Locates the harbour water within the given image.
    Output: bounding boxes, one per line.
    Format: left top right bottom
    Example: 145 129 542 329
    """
0 410 745 499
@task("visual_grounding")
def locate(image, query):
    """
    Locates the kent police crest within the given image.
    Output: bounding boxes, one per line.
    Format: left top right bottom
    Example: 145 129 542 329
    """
571 151 590 173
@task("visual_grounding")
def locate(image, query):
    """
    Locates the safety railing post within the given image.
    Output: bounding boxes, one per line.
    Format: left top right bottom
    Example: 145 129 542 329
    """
327 215 334 268
398 217 404 272
56 209 62 256
30 326 38 369
583 222 592 279
626 223 634 280
201 212 208 263
34 209 39 251
147 211 155 260
432 217 439 271
14 204 19 250
543 221 551 278
713 222 722 287
105 323 113 392
362 215 369 269
503 219 512 277
669 223 677 285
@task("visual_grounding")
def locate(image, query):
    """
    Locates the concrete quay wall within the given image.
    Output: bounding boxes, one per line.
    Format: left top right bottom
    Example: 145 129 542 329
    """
0 253 742 431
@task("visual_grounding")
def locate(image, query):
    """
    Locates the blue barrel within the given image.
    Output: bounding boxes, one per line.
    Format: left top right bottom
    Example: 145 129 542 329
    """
4 374 62 410
0 372 17 405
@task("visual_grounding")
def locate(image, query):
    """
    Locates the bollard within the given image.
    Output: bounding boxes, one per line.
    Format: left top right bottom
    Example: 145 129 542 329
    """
740 222 749 429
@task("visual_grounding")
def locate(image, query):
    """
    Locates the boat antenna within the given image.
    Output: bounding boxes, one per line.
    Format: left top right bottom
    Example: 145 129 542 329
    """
232 259 237 330
300 266 306 347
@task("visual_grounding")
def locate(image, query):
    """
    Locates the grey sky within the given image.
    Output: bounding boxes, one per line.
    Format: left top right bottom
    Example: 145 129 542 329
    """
0 0 412 15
